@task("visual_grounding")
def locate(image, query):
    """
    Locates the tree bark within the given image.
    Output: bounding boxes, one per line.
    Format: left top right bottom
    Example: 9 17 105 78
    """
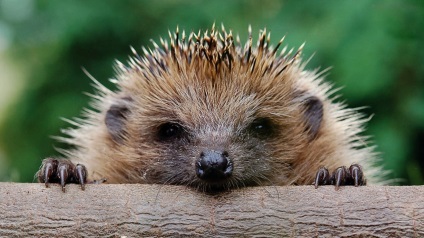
0 183 423 237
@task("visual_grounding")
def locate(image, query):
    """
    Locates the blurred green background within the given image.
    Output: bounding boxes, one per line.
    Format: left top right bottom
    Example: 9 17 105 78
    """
0 0 423 184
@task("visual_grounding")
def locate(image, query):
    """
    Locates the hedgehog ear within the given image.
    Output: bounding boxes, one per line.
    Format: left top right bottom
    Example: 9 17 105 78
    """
301 95 323 140
105 97 133 143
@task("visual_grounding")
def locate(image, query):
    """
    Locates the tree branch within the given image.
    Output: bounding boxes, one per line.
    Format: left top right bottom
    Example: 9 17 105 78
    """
0 183 423 237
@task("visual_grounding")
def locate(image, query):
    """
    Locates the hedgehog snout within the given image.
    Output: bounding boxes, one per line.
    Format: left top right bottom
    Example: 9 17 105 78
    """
195 150 233 182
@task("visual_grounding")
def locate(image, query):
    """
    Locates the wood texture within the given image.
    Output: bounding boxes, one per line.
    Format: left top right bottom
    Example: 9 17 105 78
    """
0 183 423 237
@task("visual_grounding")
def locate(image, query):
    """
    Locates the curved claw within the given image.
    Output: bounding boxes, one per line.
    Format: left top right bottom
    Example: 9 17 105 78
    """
349 164 366 186
334 166 349 190
75 164 88 191
43 161 55 187
43 164 53 187
314 167 330 189
58 164 70 192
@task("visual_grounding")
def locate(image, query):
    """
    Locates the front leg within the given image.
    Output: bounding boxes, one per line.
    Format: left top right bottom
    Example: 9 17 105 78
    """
37 158 87 192
313 164 366 190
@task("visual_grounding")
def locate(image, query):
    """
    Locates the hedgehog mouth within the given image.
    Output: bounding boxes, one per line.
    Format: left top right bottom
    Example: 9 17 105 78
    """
191 181 238 193
187 177 261 193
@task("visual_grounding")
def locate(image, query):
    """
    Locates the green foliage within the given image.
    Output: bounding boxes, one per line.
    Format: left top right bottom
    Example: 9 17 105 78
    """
0 0 423 184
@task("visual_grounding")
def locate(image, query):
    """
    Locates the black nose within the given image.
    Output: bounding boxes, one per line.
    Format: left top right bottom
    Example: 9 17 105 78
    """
196 150 233 181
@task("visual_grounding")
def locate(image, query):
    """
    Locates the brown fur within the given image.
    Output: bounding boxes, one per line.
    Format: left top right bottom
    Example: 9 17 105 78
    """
55 25 383 189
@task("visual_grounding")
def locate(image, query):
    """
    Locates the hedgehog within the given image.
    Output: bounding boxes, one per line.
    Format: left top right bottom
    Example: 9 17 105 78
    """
36 24 383 192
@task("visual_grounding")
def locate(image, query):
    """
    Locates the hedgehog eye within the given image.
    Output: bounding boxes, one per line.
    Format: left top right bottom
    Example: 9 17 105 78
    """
248 117 275 138
157 122 185 141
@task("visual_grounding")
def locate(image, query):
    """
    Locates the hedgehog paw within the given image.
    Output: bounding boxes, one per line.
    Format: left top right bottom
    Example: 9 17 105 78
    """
37 158 87 192
313 164 366 190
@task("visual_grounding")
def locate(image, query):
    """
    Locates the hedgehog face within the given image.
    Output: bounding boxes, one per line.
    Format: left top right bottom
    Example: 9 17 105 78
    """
103 70 324 191
146 96 282 190
113 96 289 190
